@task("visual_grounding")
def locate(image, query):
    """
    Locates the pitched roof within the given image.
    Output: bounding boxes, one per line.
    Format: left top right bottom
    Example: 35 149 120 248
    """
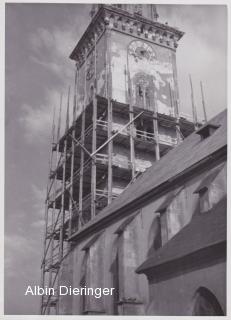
136 197 227 274
70 109 227 241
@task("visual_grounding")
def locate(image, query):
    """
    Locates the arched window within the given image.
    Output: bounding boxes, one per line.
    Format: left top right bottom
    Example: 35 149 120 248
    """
111 249 120 314
147 214 162 257
109 238 120 315
110 212 142 315
192 287 224 316
79 250 89 314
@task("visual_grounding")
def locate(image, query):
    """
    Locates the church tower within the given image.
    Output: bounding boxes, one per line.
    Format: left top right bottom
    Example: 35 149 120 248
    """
68 4 193 220
41 4 195 314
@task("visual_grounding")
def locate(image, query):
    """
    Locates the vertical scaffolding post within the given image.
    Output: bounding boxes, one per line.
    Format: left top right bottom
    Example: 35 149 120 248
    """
79 48 87 224
189 74 198 130
68 73 78 242
91 32 97 217
47 108 57 314
57 88 70 314
153 84 160 161
40 106 57 314
200 81 207 123
127 51 135 178
73 64 78 122
106 27 113 204
169 82 181 144
79 109 85 226
40 173 50 312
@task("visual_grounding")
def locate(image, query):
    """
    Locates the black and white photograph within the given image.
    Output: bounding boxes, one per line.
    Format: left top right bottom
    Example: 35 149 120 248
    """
4 1 228 316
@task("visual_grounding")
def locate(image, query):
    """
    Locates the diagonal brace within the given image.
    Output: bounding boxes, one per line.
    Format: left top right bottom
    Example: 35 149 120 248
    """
91 111 144 157
68 134 95 163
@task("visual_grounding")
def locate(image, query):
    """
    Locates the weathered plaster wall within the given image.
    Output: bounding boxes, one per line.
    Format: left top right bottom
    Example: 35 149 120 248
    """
147 261 226 315
59 161 226 315
110 30 178 115
59 251 74 314
77 33 107 112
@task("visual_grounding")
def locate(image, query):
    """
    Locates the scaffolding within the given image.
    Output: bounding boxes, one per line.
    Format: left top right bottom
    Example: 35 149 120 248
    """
40 13 196 315
40 93 195 314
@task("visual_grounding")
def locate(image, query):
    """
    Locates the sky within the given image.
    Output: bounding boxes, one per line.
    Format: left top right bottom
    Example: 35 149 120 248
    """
5 3 227 315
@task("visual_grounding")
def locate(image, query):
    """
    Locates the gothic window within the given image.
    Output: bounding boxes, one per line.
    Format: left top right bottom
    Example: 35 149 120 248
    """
194 165 226 213
147 214 162 256
133 72 154 110
159 209 169 245
192 287 224 316
156 188 186 246
112 213 141 314
80 232 105 314
197 187 210 213
138 84 143 97
110 249 120 315
79 250 89 314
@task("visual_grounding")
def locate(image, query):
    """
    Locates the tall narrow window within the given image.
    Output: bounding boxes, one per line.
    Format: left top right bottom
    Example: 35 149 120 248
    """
192 287 224 316
79 250 89 314
193 165 225 213
111 250 120 315
147 214 162 256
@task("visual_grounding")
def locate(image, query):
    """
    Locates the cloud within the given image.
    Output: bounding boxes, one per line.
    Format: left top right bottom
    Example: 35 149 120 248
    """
5 234 36 278
29 26 76 81
31 184 46 218
158 5 227 119
19 88 74 144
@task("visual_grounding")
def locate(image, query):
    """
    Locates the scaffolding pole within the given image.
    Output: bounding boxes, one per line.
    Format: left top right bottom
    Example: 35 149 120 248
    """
153 83 160 161
169 81 181 144
78 48 88 224
91 32 97 217
189 74 198 130
47 111 59 314
40 106 57 315
56 89 70 314
126 52 135 178
200 81 207 123
106 28 113 204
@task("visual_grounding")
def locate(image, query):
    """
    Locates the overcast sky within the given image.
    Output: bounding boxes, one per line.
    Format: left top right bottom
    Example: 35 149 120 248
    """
5 3 227 315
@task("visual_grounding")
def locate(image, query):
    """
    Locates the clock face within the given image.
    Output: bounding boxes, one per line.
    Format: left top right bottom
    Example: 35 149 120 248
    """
128 40 155 62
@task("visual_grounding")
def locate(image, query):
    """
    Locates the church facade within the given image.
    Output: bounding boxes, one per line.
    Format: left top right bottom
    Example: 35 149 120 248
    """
58 109 226 315
40 4 227 315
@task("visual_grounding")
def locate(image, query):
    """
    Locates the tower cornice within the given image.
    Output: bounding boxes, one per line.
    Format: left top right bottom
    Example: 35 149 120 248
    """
70 5 184 68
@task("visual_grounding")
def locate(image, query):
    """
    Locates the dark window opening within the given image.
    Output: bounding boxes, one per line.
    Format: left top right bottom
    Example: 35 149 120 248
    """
196 124 220 140
192 287 224 316
111 251 120 315
138 84 143 97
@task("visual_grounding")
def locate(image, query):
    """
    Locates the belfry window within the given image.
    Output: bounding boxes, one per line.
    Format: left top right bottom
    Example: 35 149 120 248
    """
138 84 143 97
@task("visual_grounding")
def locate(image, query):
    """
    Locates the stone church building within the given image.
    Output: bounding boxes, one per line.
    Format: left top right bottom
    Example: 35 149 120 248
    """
41 4 227 316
